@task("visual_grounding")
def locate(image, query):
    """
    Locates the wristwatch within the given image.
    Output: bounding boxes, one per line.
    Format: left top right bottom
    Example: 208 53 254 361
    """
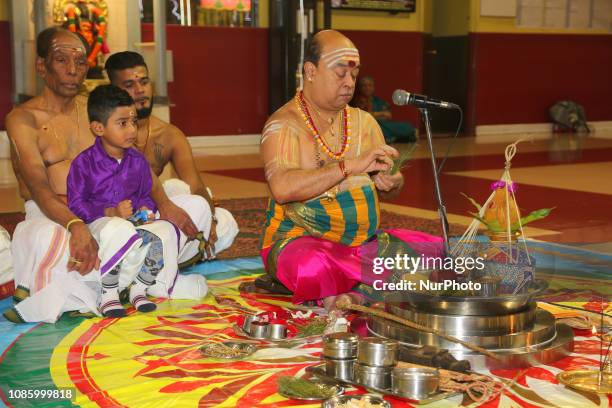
211 213 218 223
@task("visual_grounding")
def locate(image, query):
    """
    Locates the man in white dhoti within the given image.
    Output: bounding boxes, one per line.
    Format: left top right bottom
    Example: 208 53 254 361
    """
0 227 12 299
105 51 239 265
67 85 185 317
4 28 206 323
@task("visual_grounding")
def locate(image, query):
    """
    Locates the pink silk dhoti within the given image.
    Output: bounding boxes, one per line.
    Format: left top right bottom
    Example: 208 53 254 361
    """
261 229 443 304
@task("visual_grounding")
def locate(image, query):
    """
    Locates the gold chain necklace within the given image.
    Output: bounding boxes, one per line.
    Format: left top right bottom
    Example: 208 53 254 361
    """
135 119 151 150
46 100 79 155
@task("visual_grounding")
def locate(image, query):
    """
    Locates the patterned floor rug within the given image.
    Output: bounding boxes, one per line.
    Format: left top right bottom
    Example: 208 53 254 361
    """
0 263 609 408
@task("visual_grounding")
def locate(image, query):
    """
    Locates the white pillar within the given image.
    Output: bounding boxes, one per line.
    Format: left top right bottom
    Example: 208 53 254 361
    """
9 0 34 100
152 0 167 100
105 0 141 54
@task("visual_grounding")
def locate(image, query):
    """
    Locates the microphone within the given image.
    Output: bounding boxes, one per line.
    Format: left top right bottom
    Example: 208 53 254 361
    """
392 89 459 109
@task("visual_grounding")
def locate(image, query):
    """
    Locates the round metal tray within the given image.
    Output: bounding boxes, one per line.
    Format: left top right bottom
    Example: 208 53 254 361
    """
385 279 548 316
369 308 556 351
385 302 537 336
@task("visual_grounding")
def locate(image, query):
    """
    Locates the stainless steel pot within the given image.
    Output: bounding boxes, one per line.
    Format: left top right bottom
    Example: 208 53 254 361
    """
357 337 398 367
324 357 355 382
323 332 359 360
249 321 269 339
392 367 439 399
266 323 287 340
354 363 393 390
242 315 257 334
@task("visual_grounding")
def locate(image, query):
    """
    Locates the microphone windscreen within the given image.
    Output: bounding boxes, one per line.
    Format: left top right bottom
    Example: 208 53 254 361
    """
392 89 410 106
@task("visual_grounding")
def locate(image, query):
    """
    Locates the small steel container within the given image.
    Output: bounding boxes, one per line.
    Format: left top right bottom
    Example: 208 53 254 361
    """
354 363 393 390
266 323 287 340
324 357 356 382
242 315 257 334
323 332 359 360
392 367 439 399
357 337 398 367
249 321 269 339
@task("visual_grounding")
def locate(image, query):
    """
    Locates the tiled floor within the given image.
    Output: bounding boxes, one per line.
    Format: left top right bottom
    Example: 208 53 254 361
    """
2 131 612 253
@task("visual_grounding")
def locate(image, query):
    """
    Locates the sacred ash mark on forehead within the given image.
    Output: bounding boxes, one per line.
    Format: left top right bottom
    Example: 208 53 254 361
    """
320 47 360 69
50 38 86 57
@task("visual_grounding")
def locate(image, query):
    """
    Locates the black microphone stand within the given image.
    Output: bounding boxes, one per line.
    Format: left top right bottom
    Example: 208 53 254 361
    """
419 108 451 256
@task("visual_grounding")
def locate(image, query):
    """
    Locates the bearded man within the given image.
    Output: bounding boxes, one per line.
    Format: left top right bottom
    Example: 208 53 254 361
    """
104 51 238 265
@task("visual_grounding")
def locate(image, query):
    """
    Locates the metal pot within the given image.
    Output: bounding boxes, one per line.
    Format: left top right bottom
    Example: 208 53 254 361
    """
325 357 355 382
266 323 287 340
323 332 359 360
249 321 269 339
357 337 398 367
354 363 393 390
242 315 258 334
392 367 439 399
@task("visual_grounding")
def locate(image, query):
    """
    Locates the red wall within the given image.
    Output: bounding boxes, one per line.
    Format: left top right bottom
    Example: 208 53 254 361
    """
342 30 424 127
0 21 13 130
142 24 269 136
467 33 612 131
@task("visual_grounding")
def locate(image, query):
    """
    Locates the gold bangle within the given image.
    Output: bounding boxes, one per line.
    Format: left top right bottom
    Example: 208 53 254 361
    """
66 218 84 232
338 160 349 179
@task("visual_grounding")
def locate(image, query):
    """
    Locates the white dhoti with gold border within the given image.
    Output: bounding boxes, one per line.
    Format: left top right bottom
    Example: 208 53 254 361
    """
7 180 230 323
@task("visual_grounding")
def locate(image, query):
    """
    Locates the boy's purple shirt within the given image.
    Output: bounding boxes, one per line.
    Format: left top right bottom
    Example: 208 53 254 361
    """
67 137 157 223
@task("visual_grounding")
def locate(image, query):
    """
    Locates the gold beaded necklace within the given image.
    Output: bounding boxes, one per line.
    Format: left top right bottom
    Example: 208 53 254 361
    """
295 91 351 161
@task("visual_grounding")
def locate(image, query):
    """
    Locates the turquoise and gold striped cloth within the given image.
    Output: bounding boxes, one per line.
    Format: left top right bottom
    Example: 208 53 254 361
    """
261 184 380 248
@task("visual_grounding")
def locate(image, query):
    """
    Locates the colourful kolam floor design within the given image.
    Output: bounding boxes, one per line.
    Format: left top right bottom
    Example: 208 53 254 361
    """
0 241 611 408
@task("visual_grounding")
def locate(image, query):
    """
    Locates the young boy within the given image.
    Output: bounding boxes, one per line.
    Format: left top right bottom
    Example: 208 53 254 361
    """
68 85 166 318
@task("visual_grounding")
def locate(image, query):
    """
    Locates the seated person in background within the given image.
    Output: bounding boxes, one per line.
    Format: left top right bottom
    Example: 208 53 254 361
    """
68 85 177 317
104 51 238 266
353 76 416 144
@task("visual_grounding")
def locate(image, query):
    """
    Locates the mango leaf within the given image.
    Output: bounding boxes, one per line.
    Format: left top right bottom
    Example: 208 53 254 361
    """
461 192 482 212
484 219 505 232
468 212 487 224
390 144 418 175
513 207 555 228
468 213 505 232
